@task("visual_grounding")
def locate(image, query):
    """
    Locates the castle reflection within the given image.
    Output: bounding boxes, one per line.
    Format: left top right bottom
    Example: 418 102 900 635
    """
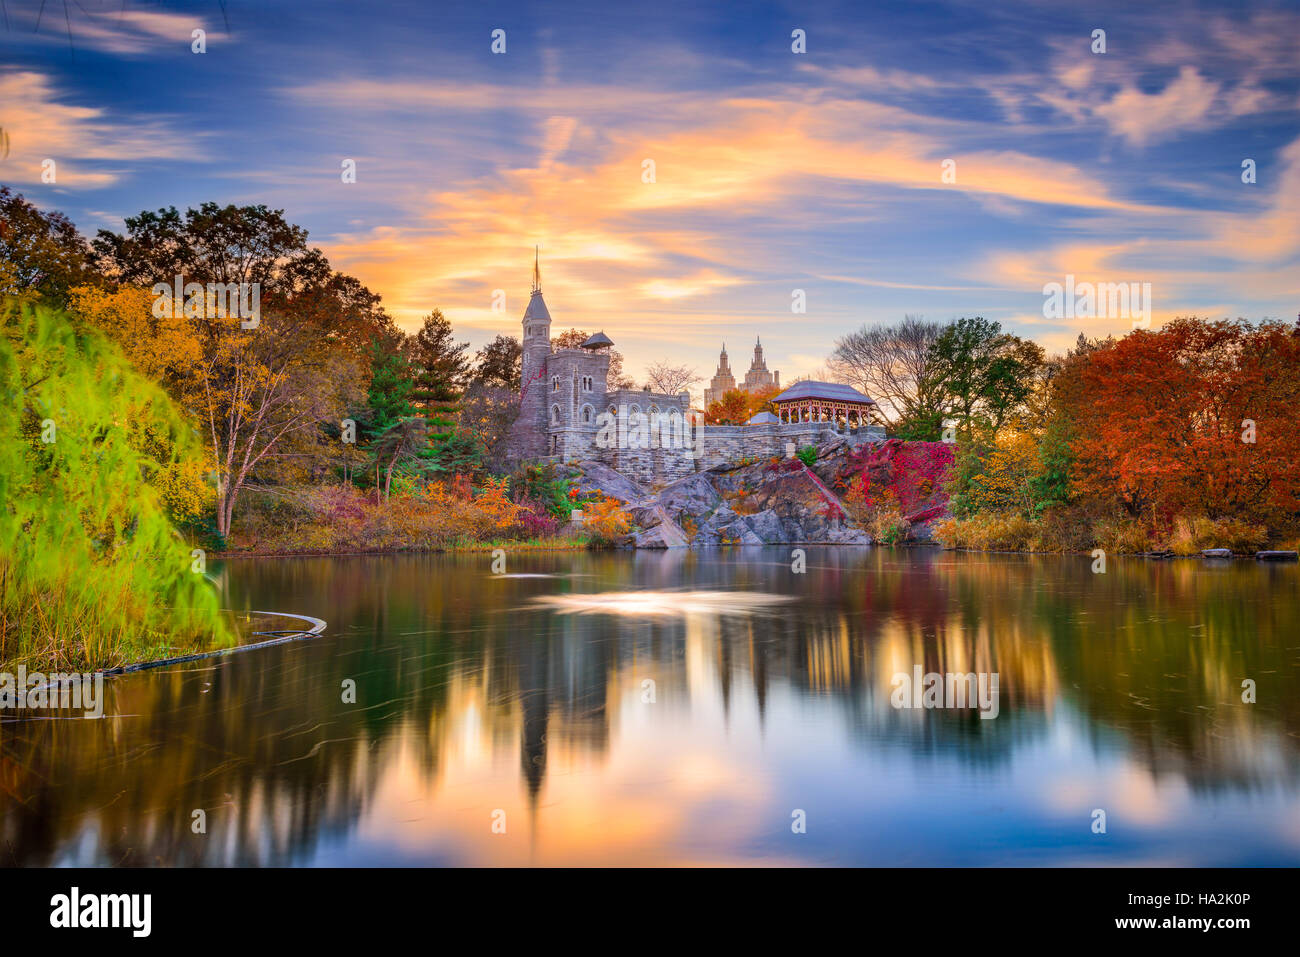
1 549 1297 866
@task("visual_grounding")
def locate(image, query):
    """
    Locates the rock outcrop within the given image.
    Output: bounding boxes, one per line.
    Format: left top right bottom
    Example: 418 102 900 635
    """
571 436 952 548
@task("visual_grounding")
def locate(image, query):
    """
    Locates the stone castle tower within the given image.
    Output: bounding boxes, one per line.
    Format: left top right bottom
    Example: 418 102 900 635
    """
704 337 779 406
507 250 686 464
513 250 558 460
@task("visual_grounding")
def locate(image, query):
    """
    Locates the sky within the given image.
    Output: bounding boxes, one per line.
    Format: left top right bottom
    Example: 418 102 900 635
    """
2 0 1298 384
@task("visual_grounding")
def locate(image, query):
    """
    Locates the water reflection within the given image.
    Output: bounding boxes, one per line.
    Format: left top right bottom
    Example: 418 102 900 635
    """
1 549 1297 866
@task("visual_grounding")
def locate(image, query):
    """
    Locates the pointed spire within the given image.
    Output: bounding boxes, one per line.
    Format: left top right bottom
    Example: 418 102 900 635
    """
531 245 541 294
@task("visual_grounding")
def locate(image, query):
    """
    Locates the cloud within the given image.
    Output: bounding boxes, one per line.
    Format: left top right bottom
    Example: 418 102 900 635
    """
304 80 1153 345
12 6 225 57
1094 67 1220 147
0 71 184 187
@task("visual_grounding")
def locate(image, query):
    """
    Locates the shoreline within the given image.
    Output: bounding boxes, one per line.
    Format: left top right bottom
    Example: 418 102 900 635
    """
210 541 1297 560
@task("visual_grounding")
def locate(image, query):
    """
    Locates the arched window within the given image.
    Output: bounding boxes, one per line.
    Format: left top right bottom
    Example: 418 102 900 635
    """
581 404 594 424
607 405 617 416
551 405 561 426
551 376 560 393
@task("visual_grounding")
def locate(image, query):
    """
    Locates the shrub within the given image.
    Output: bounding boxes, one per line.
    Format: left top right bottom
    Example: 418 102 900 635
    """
868 500 908 545
933 512 1039 551
1032 505 1099 552
1094 517 1152 554
508 461 573 519
1167 515 1267 555
509 497 561 539
796 445 818 467
583 495 632 546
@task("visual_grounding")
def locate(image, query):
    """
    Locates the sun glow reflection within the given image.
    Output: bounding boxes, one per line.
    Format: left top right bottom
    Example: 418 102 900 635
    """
528 589 795 617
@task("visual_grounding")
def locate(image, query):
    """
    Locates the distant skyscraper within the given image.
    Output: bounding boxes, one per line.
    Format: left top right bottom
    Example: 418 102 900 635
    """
703 343 736 407
704 337 779 407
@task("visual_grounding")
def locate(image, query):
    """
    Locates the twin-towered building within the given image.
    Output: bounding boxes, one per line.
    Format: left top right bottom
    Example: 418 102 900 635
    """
702 339 781 407
505 256 883 484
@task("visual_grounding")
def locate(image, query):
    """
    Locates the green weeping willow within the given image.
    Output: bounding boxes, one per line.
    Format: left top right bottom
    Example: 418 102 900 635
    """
0 300 230 669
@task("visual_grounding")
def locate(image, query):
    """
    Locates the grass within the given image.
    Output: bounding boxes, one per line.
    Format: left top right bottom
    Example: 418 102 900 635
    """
934 509 1279 555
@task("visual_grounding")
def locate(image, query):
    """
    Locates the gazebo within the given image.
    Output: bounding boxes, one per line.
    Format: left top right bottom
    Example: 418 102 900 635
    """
771 381 877 427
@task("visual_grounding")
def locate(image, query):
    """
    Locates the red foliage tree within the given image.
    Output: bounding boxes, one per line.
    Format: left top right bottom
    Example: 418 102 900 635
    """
1068 318 1300 526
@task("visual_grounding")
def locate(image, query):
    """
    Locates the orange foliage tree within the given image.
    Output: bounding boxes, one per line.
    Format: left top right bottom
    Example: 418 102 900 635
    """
1067 318 1300 528
705 384 780 424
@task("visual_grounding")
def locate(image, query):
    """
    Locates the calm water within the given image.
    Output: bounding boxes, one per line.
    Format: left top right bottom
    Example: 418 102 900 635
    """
2 549 1298 866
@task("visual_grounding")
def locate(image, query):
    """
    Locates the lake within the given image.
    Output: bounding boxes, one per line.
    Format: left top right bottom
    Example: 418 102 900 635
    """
2 548 1297 866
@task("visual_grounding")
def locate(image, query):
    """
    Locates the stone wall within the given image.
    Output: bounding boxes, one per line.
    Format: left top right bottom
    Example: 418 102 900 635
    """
575 419 884 487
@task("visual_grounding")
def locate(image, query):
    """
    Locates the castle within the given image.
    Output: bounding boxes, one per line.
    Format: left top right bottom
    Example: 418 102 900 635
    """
506 255 884 485
703 340 779 407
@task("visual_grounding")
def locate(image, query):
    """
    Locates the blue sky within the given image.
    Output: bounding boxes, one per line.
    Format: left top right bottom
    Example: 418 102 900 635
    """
2 0 1297 381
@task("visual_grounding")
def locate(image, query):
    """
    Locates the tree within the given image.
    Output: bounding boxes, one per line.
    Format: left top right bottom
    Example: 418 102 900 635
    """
929 317 1043 437
364 333 415 437
473 334 521 390
410 309 470 409
91 202 309 293
644 360 701 397
704 384 781 424
0 186 91 304
1 301 227 667
705 389 750 425
458 380 520 467
84 203 381 537
1068 317 1300 525
829 315 946 428
369 416 430 503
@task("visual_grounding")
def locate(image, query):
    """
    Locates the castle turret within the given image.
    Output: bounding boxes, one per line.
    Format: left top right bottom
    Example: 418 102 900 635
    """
520 247 552 392
507 248 554 462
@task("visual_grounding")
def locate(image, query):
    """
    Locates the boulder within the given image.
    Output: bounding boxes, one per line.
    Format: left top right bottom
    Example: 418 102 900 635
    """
571 461 648 503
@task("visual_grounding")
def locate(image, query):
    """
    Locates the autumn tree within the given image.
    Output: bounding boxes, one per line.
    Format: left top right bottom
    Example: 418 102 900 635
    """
473 334 521 390
1068 317 1300 527
0 186 91 304
91 202 309 293
703 384 780 425
84 203 387 537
